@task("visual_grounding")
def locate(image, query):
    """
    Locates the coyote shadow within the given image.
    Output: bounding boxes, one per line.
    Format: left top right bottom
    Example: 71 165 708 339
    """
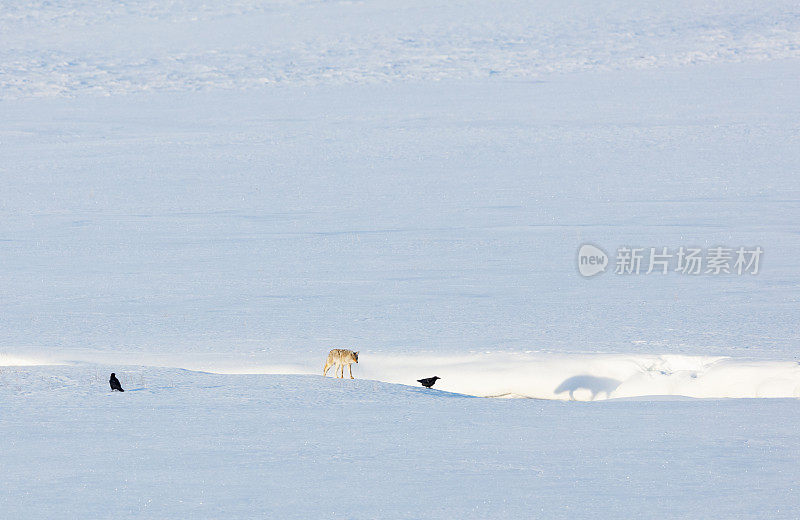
555 375 621 401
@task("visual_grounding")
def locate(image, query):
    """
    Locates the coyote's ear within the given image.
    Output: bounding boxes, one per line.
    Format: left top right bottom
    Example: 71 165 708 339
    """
355 351 359 355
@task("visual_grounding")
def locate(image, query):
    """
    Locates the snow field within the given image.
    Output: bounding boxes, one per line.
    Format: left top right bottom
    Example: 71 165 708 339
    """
3 0 800 517
2 364 800 519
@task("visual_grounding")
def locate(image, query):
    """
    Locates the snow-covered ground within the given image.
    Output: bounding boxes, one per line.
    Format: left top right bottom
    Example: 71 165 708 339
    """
3 0 800 517
3 364 800 519
3 61 800 364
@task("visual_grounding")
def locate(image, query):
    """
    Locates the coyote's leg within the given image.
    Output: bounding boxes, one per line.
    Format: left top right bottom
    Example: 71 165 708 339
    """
349 364 354 379
323 361 332 377
336 363 342 378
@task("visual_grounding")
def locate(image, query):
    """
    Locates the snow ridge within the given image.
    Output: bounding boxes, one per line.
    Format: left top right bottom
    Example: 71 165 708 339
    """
361 353 800 400
4 351 799 400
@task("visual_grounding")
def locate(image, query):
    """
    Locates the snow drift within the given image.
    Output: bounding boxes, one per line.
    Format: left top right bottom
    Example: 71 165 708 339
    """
359 353 800 400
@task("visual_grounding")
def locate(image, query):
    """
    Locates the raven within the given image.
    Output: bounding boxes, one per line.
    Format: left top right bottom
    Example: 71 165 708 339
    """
109 373 124 392
417 376 441 388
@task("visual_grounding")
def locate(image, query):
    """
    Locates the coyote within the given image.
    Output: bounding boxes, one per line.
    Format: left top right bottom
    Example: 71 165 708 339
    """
323 349 359 379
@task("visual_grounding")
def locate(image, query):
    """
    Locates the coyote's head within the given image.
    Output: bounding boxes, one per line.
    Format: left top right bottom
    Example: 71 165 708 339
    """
352 351 359 363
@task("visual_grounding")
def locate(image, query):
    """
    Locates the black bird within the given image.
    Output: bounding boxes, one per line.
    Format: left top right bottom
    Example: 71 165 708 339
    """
109 373 124 392
417 376 441 388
